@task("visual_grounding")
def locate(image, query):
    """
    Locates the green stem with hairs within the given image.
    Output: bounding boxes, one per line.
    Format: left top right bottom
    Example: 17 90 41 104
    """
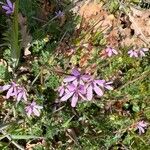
11 0 20 68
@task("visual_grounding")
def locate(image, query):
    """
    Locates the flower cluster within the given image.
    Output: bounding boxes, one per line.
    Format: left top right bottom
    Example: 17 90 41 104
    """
100 47 149 59
135 120 148 135
0 82 42 117
128 48 149 58
0 82 27 102
0 0 14 15
58 68 113 107
101 47 118 58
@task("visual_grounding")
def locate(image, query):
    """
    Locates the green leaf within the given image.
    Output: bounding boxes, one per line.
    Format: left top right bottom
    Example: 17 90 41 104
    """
62 116 74 128
132 105 140 112
10 135 42 140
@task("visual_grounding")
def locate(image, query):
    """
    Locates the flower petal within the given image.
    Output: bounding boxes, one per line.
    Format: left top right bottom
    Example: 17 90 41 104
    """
112 48 118 55
138 126 145 134
79 93 86 100
134 52 138 57
81 75 91 81
60 92 74 101
95 80 105 87
72 68 80 76
23 92 27 101
6 87 13 99
105 82 113 90
129 52 133 57
2 5 10 11
7 0 13 8
67 84 76 92
139 50 145 57
138 121 148 127
59 87 65 97
72 79 78 87
87 85 93 100
26 107 32 117
93 84 103 96
78 85 86 94
108 49 112 57
33 108 40 116
71 94 78 107
35 105 43 109
142 48 149 52
63 76 76 82
105 85 113 90
1 85 11 91
128 50 132 54
17 92 23 102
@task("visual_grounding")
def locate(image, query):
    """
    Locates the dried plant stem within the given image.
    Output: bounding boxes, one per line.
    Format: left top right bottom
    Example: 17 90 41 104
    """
31 71 42 86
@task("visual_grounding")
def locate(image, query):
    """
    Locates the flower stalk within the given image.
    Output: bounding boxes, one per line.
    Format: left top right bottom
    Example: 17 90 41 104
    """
11 0 20 68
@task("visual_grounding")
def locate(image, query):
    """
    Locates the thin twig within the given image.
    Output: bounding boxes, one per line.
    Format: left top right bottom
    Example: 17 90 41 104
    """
58 30 68 44
42 16 58 28
31 71 42 86
119 70 149 90
78 18 104 41
32 17 47 23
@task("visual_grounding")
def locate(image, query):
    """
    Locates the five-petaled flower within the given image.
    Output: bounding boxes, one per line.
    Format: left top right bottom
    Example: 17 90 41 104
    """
63 68 90 85
1 0 14 15
58 84 66 97
0 82 27 102
86 79 104 101
128 49 138 58
60 83 86 107
58 68 113 107
25 101 43 117
86 79 113 100
101 47 118 58
128 48 149 58
139 48 149 57
135 121 148 135
17 86 27 102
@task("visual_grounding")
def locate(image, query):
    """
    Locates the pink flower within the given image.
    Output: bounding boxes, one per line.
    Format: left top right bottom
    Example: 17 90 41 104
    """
58 68 113 107
101 47 118 58
136 121 148 135
103 81 114 90
25 101 43 117
1 0 14 15
0 82 18 99
58 84 66 97
86 79 104 101
63 68 90 85
128 48 149 58
139 48 149 57
128 50 138 58
86 79 113 100
0 82 27 101
60 83 86 107
17 86 27 102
